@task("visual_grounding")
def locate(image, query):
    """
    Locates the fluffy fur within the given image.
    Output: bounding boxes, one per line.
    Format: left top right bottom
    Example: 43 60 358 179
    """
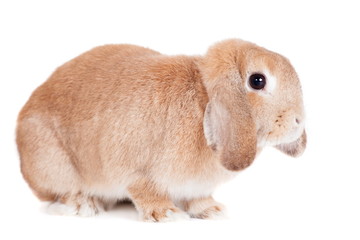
16 39 306 221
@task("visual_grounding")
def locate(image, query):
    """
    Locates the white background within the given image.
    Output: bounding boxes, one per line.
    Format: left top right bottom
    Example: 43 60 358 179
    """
1 0 359 239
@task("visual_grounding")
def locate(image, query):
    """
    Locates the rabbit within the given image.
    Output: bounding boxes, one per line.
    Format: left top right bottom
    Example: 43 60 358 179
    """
16 39 306 221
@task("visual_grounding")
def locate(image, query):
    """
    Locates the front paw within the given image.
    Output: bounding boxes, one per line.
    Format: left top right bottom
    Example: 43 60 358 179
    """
193 204 225 219
183 197 226 219
141 207 190 222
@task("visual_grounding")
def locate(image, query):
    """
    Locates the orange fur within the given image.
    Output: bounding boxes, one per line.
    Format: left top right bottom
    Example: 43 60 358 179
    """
16 39 306 221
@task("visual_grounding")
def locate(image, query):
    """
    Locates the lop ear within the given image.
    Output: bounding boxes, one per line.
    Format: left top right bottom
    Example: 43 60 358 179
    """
201 40 257 171
275 130 307 157
203 94 257 171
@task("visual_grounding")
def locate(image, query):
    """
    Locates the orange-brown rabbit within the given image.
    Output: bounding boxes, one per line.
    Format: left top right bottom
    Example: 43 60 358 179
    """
17 39 306 221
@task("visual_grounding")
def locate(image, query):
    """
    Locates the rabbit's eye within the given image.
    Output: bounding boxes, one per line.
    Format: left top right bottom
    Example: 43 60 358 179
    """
249 73 266 90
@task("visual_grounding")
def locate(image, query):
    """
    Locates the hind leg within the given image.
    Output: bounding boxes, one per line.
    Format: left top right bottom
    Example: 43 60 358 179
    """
17 116 105 216
17 116 81 202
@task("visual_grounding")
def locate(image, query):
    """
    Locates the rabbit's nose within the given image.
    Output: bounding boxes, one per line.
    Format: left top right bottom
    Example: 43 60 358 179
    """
294 115 305 126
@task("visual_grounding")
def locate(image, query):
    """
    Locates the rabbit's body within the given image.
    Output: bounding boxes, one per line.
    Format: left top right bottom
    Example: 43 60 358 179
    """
17 40 306 221
17 44 234 219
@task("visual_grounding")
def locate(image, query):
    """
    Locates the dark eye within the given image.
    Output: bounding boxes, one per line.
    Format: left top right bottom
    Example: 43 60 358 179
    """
249 73 266 90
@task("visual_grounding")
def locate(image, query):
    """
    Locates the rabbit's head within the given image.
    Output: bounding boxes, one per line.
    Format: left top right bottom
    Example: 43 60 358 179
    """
201 39 306 171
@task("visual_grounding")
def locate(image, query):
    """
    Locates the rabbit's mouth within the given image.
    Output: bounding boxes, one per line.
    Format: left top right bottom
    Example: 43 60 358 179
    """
259 125 307 157
264 122 305 147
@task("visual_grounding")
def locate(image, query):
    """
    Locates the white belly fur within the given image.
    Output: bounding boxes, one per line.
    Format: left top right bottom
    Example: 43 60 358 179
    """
87 170 237 202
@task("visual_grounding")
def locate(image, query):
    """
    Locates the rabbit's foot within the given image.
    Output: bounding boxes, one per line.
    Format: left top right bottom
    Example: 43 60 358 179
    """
183 196 226 219
47 193 102 217
141 206 189 222
128 179 189 222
